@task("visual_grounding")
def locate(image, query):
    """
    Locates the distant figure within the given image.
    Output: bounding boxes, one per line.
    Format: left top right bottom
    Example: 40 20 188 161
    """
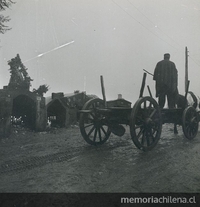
153 53 178 108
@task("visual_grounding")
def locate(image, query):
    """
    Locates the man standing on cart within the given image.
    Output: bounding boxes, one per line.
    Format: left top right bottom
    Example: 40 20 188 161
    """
153 53 178 108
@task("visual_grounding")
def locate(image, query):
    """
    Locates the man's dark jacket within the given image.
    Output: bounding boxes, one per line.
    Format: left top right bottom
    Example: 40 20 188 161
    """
153 59 178 97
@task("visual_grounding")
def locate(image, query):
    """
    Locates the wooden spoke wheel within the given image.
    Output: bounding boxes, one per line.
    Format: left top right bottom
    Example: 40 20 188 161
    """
182 106 199 140
79 98 111 145
130 96 162 151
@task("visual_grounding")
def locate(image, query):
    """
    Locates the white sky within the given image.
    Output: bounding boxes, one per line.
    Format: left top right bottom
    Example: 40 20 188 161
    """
1 0 200 105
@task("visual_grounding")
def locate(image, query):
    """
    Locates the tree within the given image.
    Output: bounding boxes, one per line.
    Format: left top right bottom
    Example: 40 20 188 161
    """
0 0 15 34
33 84 49 97
8 54 33 90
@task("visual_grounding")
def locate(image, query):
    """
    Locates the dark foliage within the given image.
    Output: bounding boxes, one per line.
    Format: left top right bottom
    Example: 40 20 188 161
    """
8 54 33 90
33 84 49 97
0 0 15 34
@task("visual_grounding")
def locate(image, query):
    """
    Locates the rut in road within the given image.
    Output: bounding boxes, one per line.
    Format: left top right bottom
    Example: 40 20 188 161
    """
0 147 81 175
0 142 132 175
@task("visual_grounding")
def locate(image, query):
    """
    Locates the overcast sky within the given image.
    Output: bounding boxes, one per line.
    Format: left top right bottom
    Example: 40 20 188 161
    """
1 0 200 104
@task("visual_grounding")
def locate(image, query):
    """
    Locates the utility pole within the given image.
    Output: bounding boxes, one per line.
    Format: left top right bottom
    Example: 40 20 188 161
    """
185 46 188 93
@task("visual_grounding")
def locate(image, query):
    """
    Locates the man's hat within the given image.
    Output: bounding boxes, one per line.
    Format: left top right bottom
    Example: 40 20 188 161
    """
164 53 170 57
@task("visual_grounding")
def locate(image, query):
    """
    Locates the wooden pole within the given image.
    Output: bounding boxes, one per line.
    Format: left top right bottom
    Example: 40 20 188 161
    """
185 47 188 93
139 73 147 98
143 69 153 76
100 75 107 107
147 85 152 98
185 80 190 100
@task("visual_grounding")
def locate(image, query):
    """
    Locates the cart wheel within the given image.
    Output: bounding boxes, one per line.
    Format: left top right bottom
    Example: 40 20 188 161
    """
79 98 111 145
182 106 199 139
130 96 162 151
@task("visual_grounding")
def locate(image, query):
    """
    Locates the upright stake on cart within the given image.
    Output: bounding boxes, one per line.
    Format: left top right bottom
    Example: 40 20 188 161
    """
100 75 107 107
184 80 190 100
147 85 153 98
139 73 147 98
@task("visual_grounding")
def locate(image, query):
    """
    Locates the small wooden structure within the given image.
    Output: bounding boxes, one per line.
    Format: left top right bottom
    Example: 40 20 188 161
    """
107 95 131 108
46 94 76 128
0 54 48 137
0 87 47 137
46 91 93 127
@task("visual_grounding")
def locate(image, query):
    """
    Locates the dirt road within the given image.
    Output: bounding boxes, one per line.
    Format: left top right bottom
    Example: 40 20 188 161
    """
0 124 200 193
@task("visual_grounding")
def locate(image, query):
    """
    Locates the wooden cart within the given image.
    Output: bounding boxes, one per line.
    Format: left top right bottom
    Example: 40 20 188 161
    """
79 74 199 151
